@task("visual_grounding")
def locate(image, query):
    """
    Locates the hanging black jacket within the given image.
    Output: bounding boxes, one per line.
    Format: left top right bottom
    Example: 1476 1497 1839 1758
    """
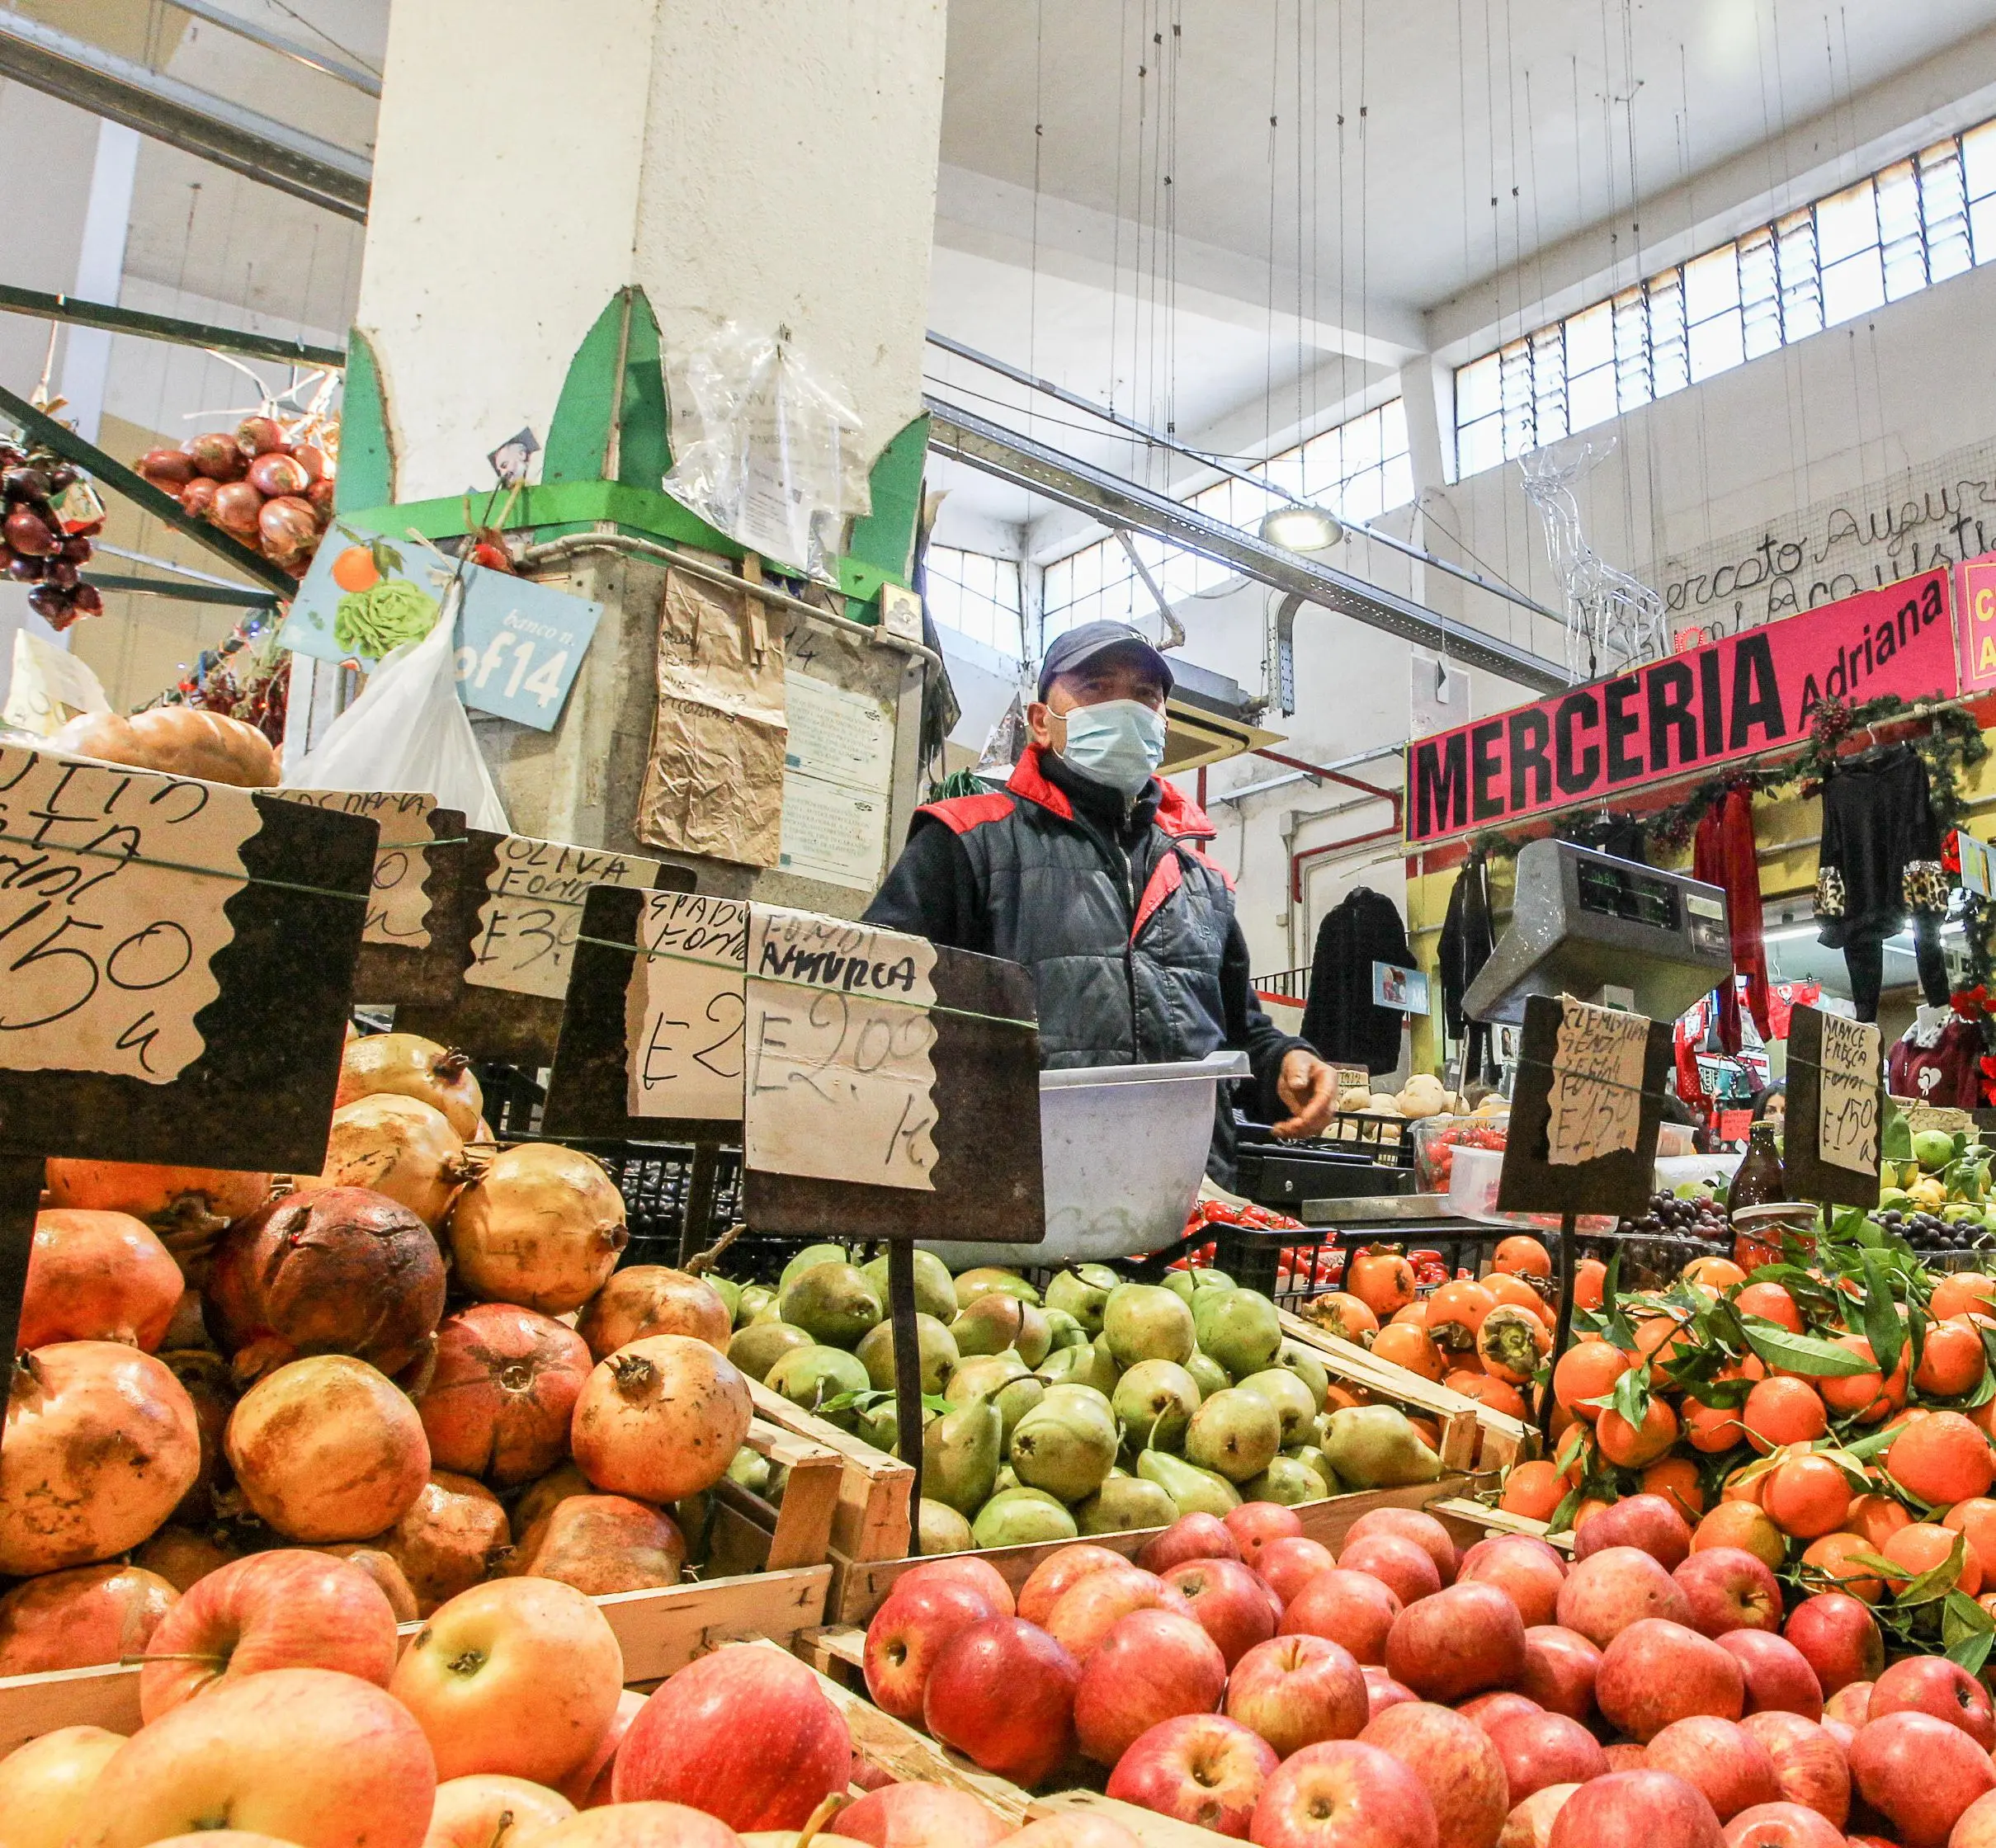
1437 847 1498 1082
1299 887 1412 1075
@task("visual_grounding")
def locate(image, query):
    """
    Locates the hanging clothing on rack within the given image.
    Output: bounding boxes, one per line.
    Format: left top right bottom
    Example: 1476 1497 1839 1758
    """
1437 846 1497 1084
1300 887 1413 1075
1694 785 1773 1054
1814 744 1950 1021
1887 1007 1984 1109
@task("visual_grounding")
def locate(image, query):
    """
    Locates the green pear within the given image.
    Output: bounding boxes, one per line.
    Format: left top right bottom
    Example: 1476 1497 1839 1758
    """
1077 1475 1177 1534
765 1344 871 1426
1320 1404 1443 1489
778 1262 884 1347
856 1313 960 1393
1009 1396 1118 1502
1236 1369 1319 1446
750 1299 785 1324
853 1396 901 1455
1137 1448 1241 1517
1273 1340 1330 1410
727 1320 814 1383
993 1463 1021 1495
955 1266 1041 1311
1286 1443 1337 1488
764 1463 789 1506
1103 1283 1196 1367
1040 1338 1120 1397
973 1487 1078 1548
1184 1351 1229 1398
1163 1266 1238 1303
861 1248 959 1323
1113 1359 1203 1452
779 1242 849 1289
1241 1455 1330 1506
734 1283 775 1327
1043 1308 1088 1352
952 1294 1051 1365
1045 1264 1121 1334
1184 1387 1283 1483
725 1445 771 1496
708 1276 741 1322
923 1398 1002 1515
946 1351 1045 1445
1039 1382 1116 1421
917 1497 974 1555
1193 1288 1281 1379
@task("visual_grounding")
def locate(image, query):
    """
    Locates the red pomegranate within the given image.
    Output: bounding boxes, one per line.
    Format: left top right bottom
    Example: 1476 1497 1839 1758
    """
576 1266 733 1359
414 1303 593 1486
21 1209 183 1350
0 1563 178 1674
162 1348 235 1523
512 1493 687 1596
337 1034 484 1138
377 1471 510 1615
448 1144 629 1315
43 1161 271 1282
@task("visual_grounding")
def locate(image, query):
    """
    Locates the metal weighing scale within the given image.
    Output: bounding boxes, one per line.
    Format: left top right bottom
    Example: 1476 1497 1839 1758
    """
1463 837 1733 1025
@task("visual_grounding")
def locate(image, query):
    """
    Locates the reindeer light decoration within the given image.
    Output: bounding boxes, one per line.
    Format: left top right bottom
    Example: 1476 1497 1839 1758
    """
1518 436 1667 682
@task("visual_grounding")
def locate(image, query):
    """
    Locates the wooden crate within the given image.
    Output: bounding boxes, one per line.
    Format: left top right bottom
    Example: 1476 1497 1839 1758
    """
1427 1492 1574 1555
749 1379 915 1563
0 1566 833 1757
705 1414 847 1577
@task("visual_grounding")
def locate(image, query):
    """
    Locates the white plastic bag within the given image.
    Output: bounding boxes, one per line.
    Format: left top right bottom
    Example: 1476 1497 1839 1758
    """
287 583 509 832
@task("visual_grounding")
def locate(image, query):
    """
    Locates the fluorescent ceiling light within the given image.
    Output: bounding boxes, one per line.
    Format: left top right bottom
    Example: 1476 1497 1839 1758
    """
1258 505 1343 553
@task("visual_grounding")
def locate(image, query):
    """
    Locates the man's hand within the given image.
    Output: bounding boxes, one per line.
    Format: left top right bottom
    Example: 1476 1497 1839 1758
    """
1273 1049 1338 1139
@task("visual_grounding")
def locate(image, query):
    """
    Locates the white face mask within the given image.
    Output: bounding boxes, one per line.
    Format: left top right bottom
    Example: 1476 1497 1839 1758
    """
1058 698 1168 797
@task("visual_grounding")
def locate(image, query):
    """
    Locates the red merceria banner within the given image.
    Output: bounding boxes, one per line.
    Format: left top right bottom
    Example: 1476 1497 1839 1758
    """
1404 566 1956 845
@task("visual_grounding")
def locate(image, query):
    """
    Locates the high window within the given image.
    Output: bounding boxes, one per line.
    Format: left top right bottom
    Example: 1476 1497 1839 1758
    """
924 545 1025 660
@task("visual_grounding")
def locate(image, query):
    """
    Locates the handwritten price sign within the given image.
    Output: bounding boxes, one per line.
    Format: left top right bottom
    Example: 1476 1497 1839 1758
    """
1546 996 1650 1167
274 790 445 950
0 747 257 1082
465 837 663 1001
1818 1012 1882 1176
625 892 748 1120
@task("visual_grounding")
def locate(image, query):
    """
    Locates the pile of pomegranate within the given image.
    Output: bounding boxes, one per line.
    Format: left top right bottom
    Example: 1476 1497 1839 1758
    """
0 1029 753 1681
0 436 103 629
136 415 336 578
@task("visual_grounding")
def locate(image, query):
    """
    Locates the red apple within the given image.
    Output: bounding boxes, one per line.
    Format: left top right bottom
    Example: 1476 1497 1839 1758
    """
77 1666 436 1848
1673 1551 1782 1638
1075 1609 1229 1765
896 1554 1016 1615
1719 1801 1847 1848
1258 1537 1338 1606
1597 1619 1745 1742
1846 1709 1996 1848
1822 1680 1872 1728
1498 1785 1578 1848
1949 1789 1996 1848
1459 1691 1543 1735
1866 1654 1996 1747
1383 1581 1526 1703
923 1617 1082 1787
1362 1665 1417 1720
0 1564 177 1676
394 1578 621 1789
518 1803 739 1848
1226 1634 1368 1758
423 1775 574 1847
139 1551 398 1722
1459 1535 1567 1629
1342 1508 1460 1586
1228 1502 1305 1569
1488 1712 1609 1803
1164 1557 1280 1666
1019 1545 1130 1626
1248 1738 1440 1848
1361 1700 1508 1848
1280 1568 1402 1664
1715 1633 1821 1721
1574 1495 1693 1571
1338 1532 1442 1606
838 1780 1012 1848
1605 1744 1651 1772
0 1726 125 1848
1517 1626 1601 1723
863 1580 1001 1721
1545 1770 1724 1848
1817 1717 1854 1752
1645 1717 1779 1822
1046 1568 1194 1665
1781 1594 1881 1696
1738 1714 1848 1831
1108 1712 1279 1837
563 1688 645 1808
615 1645 848 1826
1140 1513 1242 1574
1556 1548 1693 1648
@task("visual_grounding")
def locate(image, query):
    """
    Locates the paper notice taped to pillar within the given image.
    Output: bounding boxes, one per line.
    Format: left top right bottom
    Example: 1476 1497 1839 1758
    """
466 836 664 999
272 790 446 949
743 906 939 1190
1818 1012 1882 1175
636 567 786 867
1546 994 1649 1165
0 745 257 1082
625 890 748 1120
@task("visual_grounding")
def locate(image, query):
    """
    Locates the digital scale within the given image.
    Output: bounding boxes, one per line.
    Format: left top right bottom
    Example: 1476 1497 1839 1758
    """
1463 837 1733 1025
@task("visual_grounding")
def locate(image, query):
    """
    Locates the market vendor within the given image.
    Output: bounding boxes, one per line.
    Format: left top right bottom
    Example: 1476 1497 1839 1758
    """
864 619 1339 1186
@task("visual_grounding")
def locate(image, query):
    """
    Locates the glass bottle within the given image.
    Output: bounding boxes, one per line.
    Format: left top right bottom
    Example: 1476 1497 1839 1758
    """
1726 1120 1788 1213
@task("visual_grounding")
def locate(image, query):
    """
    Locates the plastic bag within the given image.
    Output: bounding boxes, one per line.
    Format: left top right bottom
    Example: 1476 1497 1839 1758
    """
661 323 868 580
286 583 509 832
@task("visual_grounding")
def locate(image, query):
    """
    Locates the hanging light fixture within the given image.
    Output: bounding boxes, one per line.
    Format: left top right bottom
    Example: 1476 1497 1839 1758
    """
1258 503 1343 553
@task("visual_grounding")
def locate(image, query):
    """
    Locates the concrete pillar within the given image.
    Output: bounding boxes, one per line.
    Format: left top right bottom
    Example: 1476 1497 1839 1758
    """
337 0 948 903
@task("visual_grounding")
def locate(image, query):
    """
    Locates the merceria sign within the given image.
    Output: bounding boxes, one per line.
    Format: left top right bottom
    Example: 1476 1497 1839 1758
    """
1404 567 1956 845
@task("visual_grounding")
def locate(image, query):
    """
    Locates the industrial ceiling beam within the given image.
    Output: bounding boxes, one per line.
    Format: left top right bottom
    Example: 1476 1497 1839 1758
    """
163 0 381 97
0 283 347 371
924 398 1569 695
0 14 370 222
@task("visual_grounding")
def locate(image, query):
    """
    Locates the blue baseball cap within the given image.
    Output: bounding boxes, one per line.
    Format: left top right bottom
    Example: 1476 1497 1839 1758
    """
1036 620 1175 700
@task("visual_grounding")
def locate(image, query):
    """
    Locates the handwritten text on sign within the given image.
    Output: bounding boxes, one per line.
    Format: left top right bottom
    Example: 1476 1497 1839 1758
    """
625 892 749 1120
743 908 939 1191
1546 995 1649 1167
275 790 443 949
0 747 257 1082
466 837 661 1000
1818 1012 1883 1176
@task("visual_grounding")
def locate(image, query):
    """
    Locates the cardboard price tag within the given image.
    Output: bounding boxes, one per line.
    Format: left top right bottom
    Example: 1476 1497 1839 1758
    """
273 790 446 950
625 891 748 1121
466 837 665 1001
0 747 258 1082
1818 1012 1883 1176
1547 996 1650 1167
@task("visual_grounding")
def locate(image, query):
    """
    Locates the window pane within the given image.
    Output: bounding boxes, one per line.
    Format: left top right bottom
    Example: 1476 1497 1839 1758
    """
1965 120 1996 202
1381 452 1413 511
1344 466 1385 524
1649 271 1689 397
1458 413 1503 478
1822 247 1885 324
1611 289 1651 409
1568 363 1618 432
1816 180 1880 266
1043 559 1072 613
1456 354 1500 422
1974 194 1996 265
1688 308 1744 381
1684 246 1741 323
1343 411 1383 473
1564 301 1612 375
1923 141 1972 280
1380 398 1409 456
